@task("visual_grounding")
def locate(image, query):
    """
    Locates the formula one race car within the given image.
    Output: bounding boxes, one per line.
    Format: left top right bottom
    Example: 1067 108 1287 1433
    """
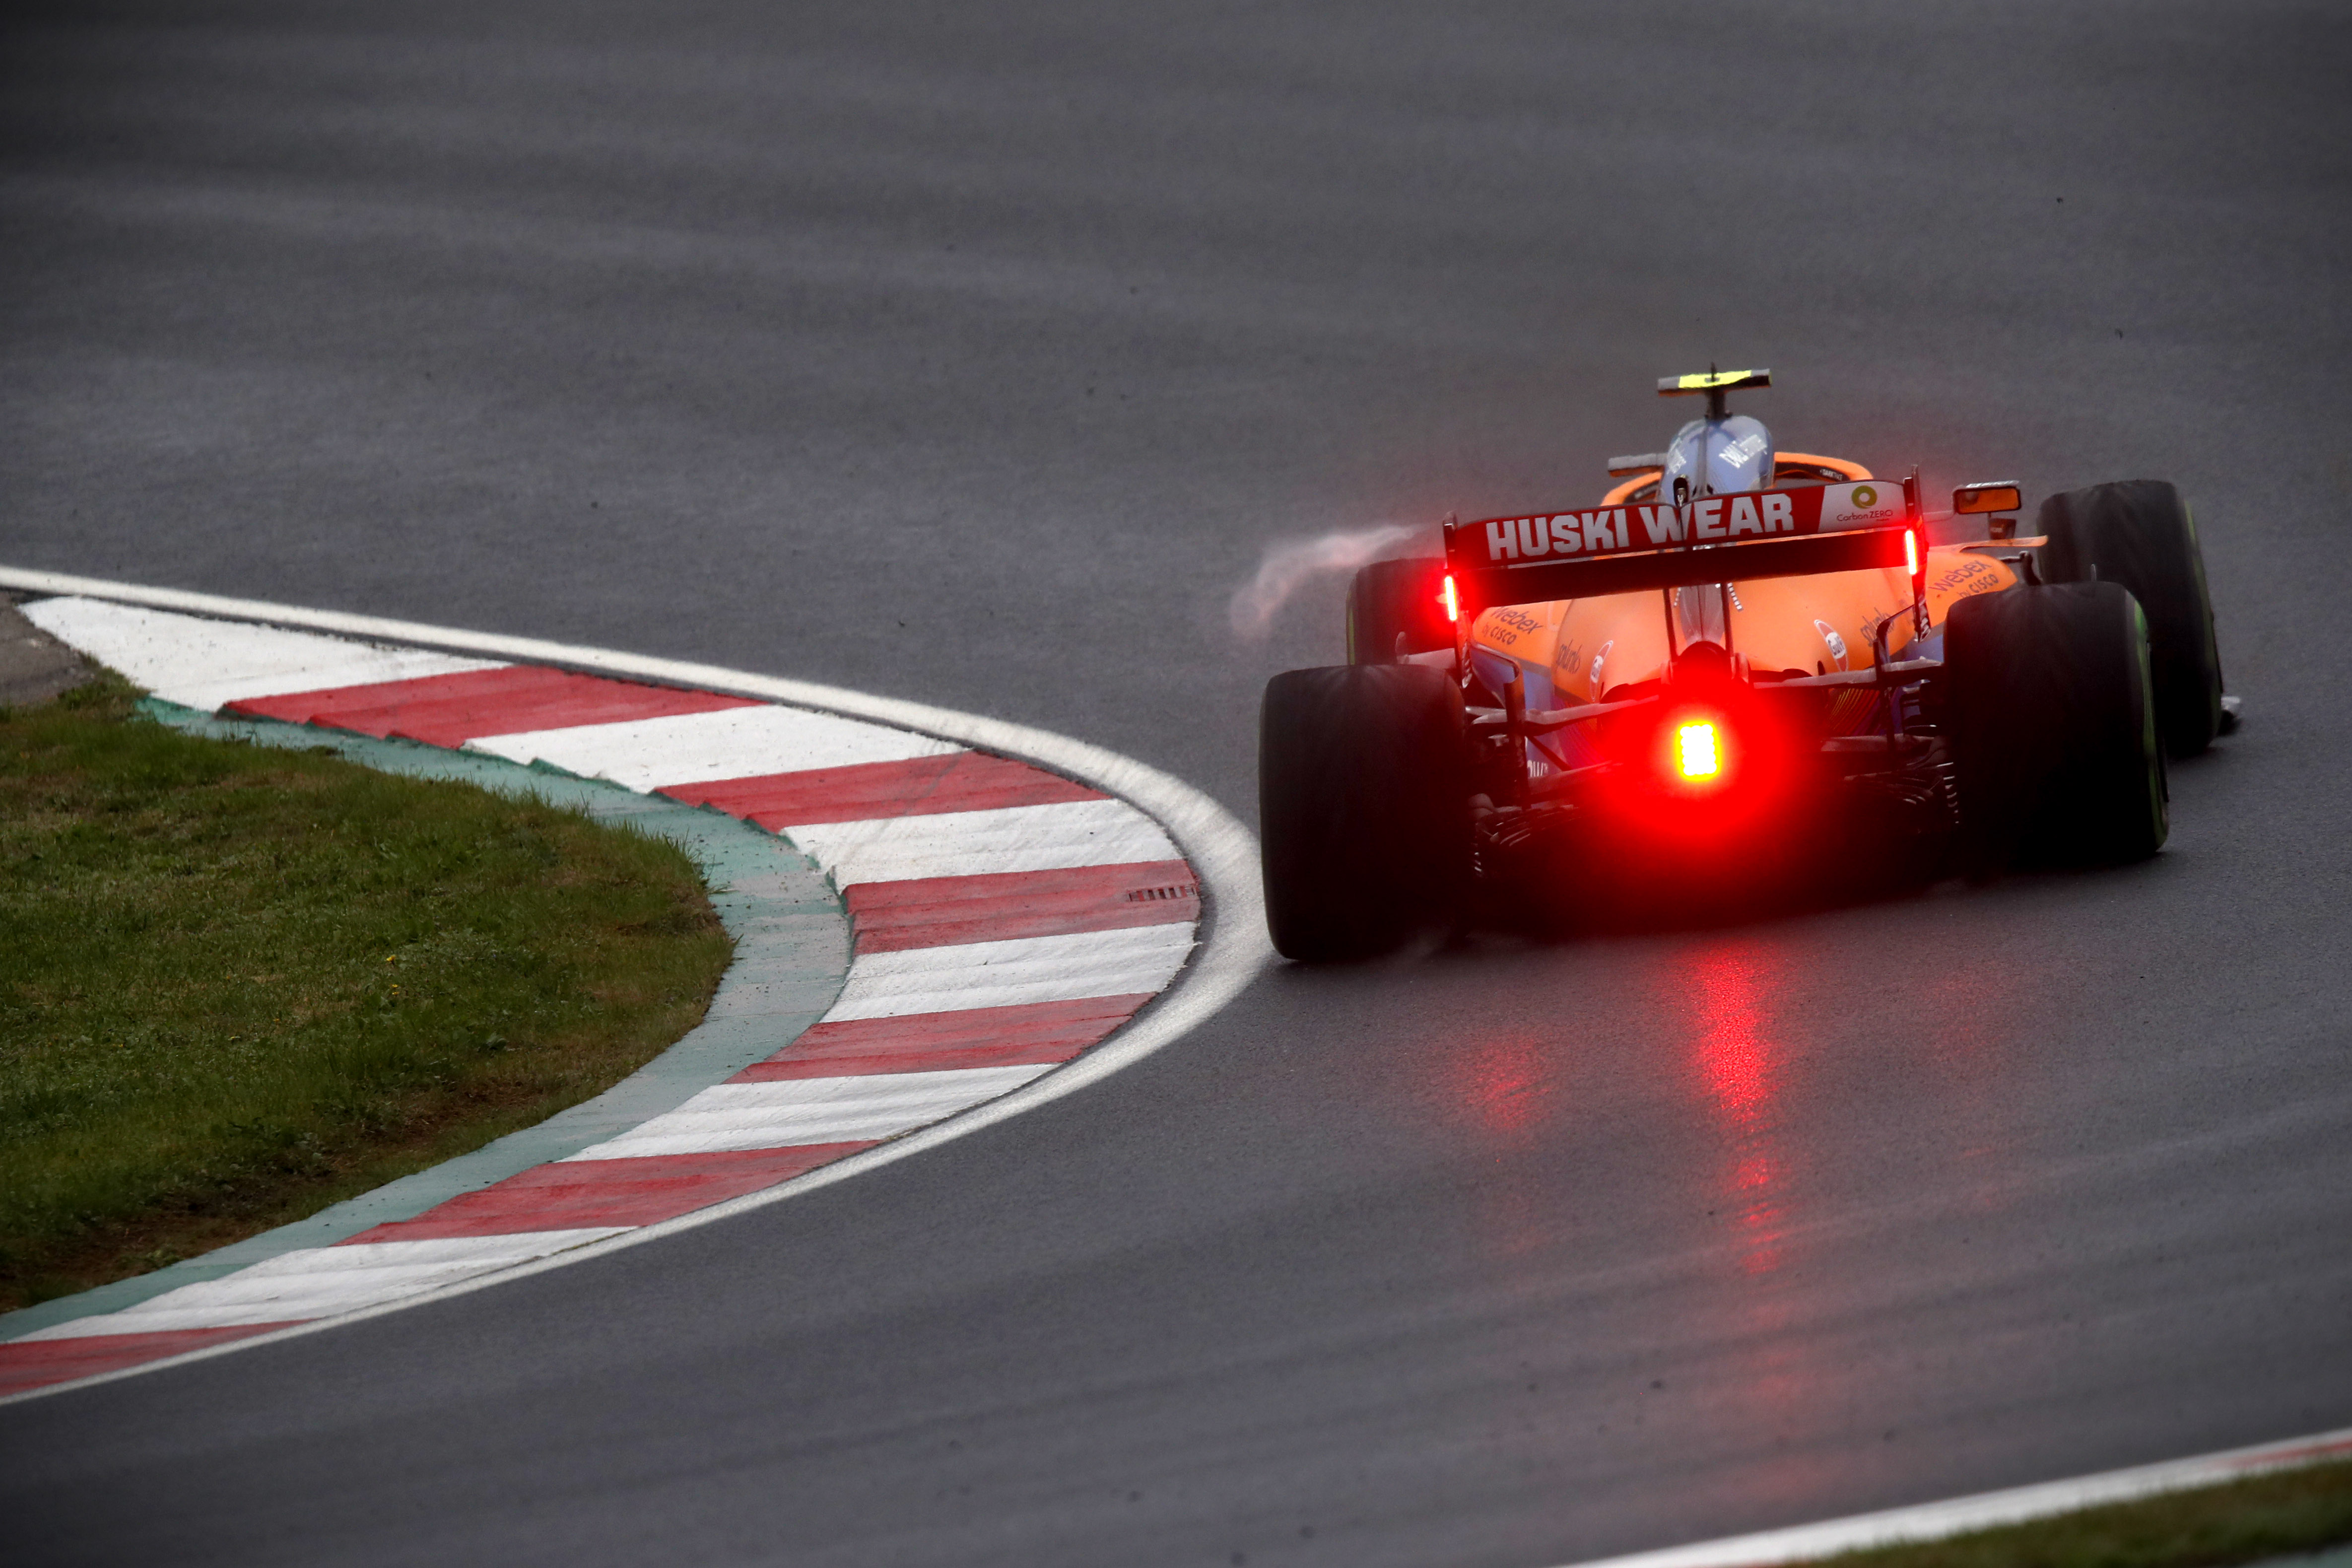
1259 369 2228 961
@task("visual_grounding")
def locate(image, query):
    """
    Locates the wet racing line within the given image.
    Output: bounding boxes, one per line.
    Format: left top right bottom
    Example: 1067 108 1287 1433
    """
2 571 2345 1564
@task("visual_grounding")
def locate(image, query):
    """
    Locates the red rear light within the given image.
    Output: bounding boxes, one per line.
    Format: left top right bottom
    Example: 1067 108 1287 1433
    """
1903 528 1921 577
1439 573 1459 623
1677 721 1721 780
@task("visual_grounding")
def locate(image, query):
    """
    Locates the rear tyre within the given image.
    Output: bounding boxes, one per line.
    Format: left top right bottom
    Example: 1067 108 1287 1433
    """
2036 479 2223 756
1346 557 1450 665
1945 581 2167 872
1259 664 1471 960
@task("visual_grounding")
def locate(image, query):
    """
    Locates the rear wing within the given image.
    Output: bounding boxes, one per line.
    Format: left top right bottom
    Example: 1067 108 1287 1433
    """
1441 478 1919 615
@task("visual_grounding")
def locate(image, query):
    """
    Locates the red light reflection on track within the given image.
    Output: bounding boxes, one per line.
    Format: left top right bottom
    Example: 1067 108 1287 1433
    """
1678 941 1819 1468
1425 1026 1559 1261
1692 946 1774 1128
1685 944 1787 1277
1455 1030 1550 1138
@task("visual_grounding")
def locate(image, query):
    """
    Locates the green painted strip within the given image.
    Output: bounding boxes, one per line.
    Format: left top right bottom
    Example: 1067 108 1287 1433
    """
0 702 851 1340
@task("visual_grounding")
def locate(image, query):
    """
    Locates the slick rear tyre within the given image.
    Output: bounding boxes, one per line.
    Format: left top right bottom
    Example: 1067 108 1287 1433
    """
1346 557 1450 665
1946 581 2167 871
2036 479 2223 756
1260 664 1471 961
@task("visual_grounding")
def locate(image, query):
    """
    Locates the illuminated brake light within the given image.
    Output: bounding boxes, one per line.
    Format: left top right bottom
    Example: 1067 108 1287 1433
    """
1439 573 1460 623
1903 528 1921 577
1677 721 1720 780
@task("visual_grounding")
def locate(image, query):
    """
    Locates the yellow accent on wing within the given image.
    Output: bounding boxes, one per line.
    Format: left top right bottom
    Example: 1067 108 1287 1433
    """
1658 368 1771 394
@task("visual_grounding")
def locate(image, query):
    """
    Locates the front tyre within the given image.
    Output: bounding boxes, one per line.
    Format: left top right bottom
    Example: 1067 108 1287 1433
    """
1946 580 2167 872
1259 664 1471 961
2036 479 2223 756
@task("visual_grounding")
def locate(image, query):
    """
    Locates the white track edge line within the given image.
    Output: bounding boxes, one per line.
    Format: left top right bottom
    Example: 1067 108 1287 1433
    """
0 566 1273 1404
1550 1426 2352 1568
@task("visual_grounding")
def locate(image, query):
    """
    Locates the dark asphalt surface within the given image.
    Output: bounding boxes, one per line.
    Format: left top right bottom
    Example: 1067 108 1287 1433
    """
5 3 2350 1564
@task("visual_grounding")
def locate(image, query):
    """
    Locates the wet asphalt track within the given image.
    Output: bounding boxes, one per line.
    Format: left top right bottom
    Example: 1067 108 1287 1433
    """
3 3 2350 1564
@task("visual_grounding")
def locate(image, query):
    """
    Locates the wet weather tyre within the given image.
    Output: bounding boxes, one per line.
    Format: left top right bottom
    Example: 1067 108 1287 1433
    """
1259 664 1472 960
1346 557 1450 665
2036 479 2223 756
1945 581 2167 871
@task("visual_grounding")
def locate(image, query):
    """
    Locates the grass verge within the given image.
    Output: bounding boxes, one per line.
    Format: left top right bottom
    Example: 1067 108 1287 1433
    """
0 676 733 1311
1820 1457 2352 1568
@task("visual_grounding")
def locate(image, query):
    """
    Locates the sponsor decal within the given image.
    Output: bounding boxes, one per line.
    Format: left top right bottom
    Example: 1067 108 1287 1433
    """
1478 509 1634 561
1928 555 2005 599
1479 606 1544 650
1459 480 1898 567
1817 481 1906 531
1813 617 1849 669
1588 639 1613 692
